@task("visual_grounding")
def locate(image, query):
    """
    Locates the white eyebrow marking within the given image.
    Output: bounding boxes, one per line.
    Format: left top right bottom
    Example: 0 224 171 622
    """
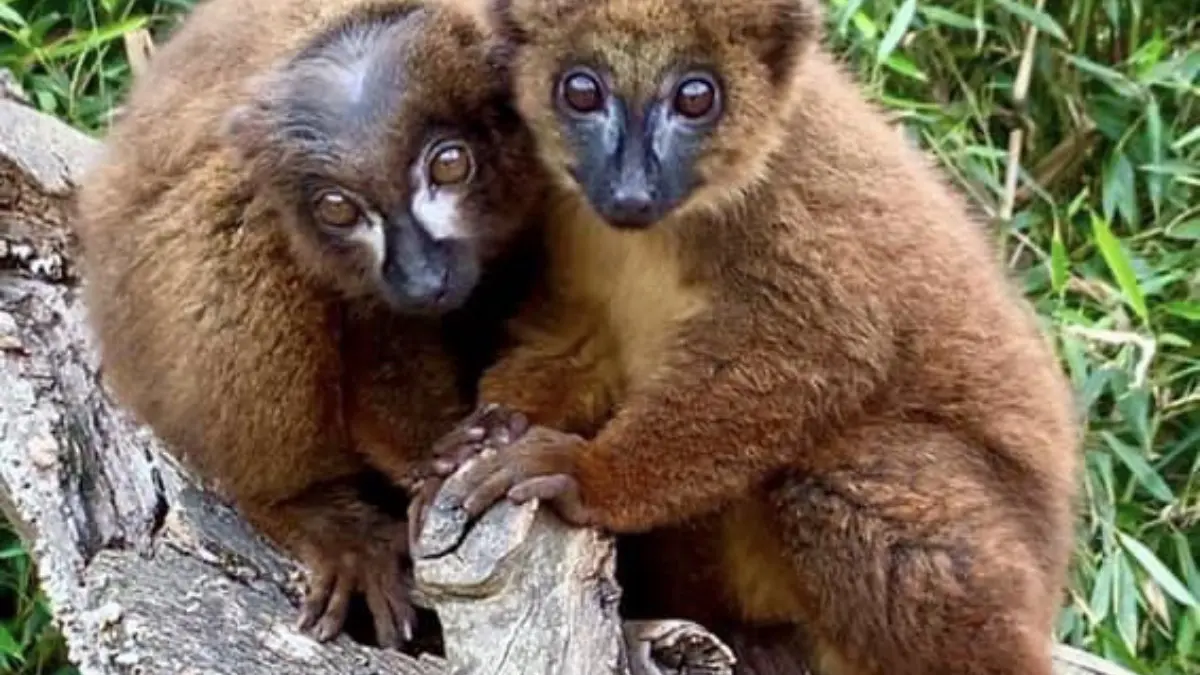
347 210 387 269
411 182 466 241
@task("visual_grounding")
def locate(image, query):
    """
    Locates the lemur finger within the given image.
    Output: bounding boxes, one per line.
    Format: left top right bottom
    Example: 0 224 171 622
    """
312 570 354 642
297 563 336 631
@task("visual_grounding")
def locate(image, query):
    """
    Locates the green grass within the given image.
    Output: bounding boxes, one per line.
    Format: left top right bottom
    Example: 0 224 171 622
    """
0 524 74 675
1 0 1197 673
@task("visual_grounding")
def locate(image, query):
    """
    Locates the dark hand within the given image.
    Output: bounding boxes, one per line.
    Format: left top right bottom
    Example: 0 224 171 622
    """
451 425 593 526
408 403 530 550
296 524 416 649
427 403 530 478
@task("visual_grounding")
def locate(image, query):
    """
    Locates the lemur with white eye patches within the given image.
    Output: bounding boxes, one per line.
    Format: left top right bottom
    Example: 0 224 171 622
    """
412 0 1082 673
75 0 548 649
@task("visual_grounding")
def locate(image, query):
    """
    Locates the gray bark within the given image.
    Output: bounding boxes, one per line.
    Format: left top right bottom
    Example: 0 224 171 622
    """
0 72 1134 675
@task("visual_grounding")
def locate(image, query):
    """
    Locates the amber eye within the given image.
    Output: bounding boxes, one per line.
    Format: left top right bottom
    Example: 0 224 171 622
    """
429 142 473 186
673 76 718 120
313 191 361 229
560 70 604 114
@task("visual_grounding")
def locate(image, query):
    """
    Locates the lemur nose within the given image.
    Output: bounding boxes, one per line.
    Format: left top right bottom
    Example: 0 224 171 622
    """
605 186 658 229
611 187 654 216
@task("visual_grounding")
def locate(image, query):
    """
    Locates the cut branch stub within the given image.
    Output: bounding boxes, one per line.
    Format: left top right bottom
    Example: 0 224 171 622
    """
411 456 735 675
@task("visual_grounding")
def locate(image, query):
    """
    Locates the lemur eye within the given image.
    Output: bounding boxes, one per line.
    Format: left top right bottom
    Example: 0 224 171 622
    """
560 69 604 114
673 75 719 121
429 142 473 186
313 191 361 229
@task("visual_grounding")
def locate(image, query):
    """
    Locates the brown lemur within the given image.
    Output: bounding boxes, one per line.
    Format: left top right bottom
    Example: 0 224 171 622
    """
410 0 1082 673
75 0 548 649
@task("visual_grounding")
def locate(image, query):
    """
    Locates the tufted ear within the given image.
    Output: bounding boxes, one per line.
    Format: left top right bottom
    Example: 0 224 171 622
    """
221 98 274 166
487 0 583 47
484 37 516 77
219 67 290 169
730 0 823 87
218 64 313 185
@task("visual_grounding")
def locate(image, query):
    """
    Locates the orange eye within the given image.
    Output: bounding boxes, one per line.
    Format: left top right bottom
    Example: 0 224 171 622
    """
560 70 604 113
313 190 361 228
429 142 473 186
673 75 719 121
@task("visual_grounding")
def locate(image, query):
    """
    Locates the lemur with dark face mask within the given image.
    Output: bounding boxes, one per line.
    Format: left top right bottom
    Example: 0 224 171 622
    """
76 0 548 649
413 0 1081 673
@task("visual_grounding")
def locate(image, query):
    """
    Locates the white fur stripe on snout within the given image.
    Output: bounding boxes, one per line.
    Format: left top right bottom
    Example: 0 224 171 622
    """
411 185 464 241
348 212 387 268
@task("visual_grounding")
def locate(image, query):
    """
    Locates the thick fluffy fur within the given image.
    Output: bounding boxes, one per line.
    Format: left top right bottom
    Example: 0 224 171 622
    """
76 0 545 648
426 0 1083 672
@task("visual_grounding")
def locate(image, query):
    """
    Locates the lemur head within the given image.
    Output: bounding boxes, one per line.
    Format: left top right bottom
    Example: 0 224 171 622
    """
487 0 820 230
225 1 546 314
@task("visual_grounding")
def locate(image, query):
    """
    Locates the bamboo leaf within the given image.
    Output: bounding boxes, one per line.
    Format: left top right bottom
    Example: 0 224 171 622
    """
1050 225 1068 294
1118 532 1200 609
1102 432 1173 502
993 0 1068 42
1090 214 1149 322
876 0 917 63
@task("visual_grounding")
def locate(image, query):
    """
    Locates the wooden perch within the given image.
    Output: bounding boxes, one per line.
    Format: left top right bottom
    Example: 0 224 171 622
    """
0 72 1135 675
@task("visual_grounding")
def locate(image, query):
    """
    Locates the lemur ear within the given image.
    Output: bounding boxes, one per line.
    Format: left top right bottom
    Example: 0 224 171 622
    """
221 99 272 165
483 0 521 70
220 68 284 166
732 0 822 87
487 0 583 47
487 0 523 46
219 65 301 177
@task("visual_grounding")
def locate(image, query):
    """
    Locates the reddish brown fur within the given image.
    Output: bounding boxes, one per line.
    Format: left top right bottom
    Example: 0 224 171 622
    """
76 0 545 647
436 0 1083 672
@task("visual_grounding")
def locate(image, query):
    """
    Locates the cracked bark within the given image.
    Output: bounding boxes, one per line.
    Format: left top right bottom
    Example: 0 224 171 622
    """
0 73 1134 675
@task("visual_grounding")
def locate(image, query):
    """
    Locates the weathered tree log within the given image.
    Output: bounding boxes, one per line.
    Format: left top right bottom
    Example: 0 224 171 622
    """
414 473 735 675
0 72 1134 675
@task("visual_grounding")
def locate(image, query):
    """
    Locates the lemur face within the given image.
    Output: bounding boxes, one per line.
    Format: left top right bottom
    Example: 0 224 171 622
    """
226 4 545 313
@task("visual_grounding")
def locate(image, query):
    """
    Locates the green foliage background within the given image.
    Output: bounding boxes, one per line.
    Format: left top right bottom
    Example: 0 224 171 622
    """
1 0 1197 673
